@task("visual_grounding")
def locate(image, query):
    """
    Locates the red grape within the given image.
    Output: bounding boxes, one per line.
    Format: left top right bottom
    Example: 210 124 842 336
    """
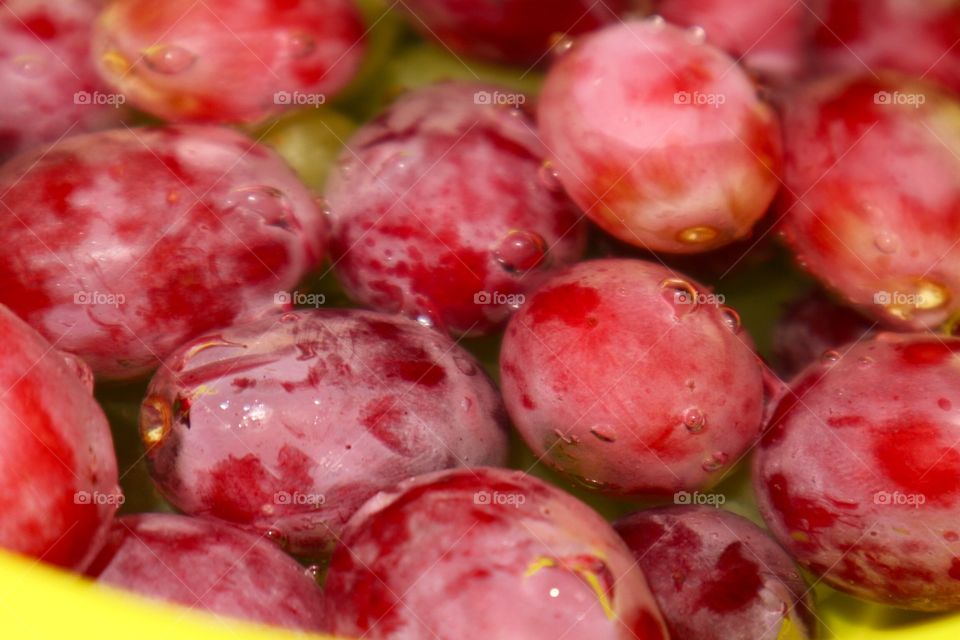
397 0 629 65
0 125 326 380
755 333 960 610
92 0 366 123
325 81 586 336
537 18 783 254
0 0 126 160
323 467 669 639
500 258 766 496
89 513 326 631
616 505 817 640
778 74 960 330
141 309 509 557
0 303 118 570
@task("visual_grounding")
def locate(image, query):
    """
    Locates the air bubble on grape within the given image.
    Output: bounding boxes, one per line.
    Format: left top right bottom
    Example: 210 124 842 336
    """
821 350 840 363
537 161 563 192
142 44 196 74
719 306 741 332
494 230 547 273
701 451 728 472
551 35 575 57
683 408 706 433
224 186 293 231
645 15 666 30
874 231 900 254
677 226 718 245
287 32 317 58
265 528 289 549
140 395 172 447
686 25 707 45
659 278 700 315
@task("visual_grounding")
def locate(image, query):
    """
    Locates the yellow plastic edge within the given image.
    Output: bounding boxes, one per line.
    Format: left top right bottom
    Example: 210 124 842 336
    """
0 549 347 639
5 547 960 639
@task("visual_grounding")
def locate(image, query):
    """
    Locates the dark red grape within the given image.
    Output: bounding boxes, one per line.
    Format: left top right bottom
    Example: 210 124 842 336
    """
397 0 629 65
617 505 817 640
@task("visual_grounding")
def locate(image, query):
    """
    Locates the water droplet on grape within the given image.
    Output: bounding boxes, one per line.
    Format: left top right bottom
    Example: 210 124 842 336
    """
945 531 959 542
13 55 45 77
142 44 196 74
874 232 900 254
551 35 575 56
315 196 332 216
454 356 477 376
660 278 699 315
224 186 293 231
589 425 616 442
646 15 666 30
683 408 706 433
677 226 718 244
415 313 435 328
537 161 563 191
554 429 578 445
280 312 299 323
304 564 322 582
287 32 317 58
939 398 952 411
719 306 741 332
265 528 289 548
702 451 728 472
219 400 230 411
140 395 172 447
821 350 840 364
549 587 560 598
494 230 547 273
857 356 874 368
686 25 707 44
